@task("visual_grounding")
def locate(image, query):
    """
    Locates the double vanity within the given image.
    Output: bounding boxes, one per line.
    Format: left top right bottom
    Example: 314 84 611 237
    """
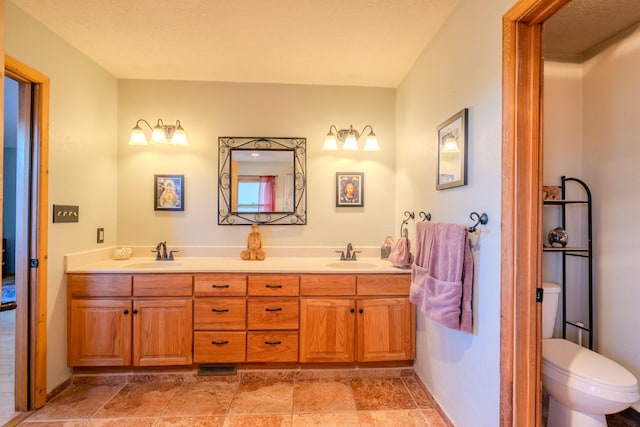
66 254 414 371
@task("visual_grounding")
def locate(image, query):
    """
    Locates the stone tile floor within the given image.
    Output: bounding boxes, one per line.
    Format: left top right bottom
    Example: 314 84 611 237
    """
13 375 447 426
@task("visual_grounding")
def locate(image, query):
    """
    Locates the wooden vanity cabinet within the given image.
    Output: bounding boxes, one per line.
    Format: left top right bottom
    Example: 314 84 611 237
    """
246 275 299 362
132 275 193 366
356 275 415 362
67 274 193 367
299 274 414 363
193 274 247 363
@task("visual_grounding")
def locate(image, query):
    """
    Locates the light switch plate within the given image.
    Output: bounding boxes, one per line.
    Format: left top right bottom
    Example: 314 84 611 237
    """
53 205 79 223
97 227 104 243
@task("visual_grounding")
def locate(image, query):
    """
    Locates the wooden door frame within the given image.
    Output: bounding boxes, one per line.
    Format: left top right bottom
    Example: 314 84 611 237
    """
501 0 570 425
4 55 50 410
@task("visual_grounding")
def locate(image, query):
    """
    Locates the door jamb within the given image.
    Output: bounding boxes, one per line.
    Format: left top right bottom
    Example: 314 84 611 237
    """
501 0 570 425
4 55 50 410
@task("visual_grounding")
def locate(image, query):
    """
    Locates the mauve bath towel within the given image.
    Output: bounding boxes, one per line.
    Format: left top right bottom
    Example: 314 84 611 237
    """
410 221 474 333
388 236 414 269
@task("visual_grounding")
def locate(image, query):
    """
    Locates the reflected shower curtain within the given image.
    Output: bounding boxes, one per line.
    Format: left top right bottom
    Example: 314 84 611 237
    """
258 176 276 212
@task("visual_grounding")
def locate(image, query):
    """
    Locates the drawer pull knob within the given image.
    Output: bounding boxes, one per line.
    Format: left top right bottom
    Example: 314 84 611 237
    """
211 284 230 289
264 340 282 346
265 284 282 289
265 307 283 312
211 308 230 313
211 340 229 346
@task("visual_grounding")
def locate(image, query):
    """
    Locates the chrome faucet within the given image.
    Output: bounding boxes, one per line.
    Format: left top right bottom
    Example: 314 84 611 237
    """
152 241 178 261
336 243 360 261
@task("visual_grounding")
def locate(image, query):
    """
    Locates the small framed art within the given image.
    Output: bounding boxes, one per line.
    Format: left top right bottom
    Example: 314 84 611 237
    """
336 172 363 207
154 174 184 211
436 108 468 190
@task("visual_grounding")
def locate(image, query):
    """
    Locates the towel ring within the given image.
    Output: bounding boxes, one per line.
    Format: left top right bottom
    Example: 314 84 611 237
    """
468 212 488 232
400 211 414 238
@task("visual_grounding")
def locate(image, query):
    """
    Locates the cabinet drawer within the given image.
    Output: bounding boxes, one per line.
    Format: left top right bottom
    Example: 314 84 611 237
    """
248 275 299 296
357 275 411 296
194 331 246 363
133 274 193 297
194 274 247 296
248 299 299 329
68 274 132 297
247 331 298 362
194 298 246 330
300 275 356 296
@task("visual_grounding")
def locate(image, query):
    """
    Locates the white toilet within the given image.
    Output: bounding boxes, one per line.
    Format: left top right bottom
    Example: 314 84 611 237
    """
542 282 639 427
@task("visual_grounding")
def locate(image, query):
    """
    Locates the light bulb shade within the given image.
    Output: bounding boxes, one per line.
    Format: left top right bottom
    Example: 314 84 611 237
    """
170 125 188 146
150 121 167 144
363 132 380 151
322 132 339 150
441 136 460 153
342 133 359 150
128 126 149 146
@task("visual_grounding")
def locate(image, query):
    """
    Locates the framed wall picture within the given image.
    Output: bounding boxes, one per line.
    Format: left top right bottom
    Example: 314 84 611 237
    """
436 108 468 190
154 174 184 211
336 172 364 207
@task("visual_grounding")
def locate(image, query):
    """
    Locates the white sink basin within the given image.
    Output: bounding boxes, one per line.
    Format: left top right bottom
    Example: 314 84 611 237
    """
324 262 377 270
126 261 182 268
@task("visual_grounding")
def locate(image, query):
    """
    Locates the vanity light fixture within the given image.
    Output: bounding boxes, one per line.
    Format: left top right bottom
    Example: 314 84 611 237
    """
128 119 188 146
322 124 380 151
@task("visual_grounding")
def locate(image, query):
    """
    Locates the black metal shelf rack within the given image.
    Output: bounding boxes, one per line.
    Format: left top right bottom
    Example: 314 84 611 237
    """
543 176 593 349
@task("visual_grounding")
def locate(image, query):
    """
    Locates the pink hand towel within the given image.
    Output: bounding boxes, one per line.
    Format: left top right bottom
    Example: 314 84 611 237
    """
388 236 414 269
410 221 474 333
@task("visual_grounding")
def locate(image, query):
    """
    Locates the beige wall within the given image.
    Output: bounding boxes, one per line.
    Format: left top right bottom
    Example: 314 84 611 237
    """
582 25 640 411
6 2 119 390
395 0 511 425
117 80 396 248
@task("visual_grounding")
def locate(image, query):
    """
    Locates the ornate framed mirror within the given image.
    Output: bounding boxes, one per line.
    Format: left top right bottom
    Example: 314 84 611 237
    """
218 137 307 225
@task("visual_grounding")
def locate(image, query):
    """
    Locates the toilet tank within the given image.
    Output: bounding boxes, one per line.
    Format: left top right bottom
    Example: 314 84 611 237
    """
542 282 561 339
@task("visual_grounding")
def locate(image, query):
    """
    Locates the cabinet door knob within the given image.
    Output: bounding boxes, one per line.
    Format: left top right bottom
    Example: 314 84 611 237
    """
211 308 229 313
265 307 283 312
358 308 364 314
264 340 282 346
211 340 229 346
211 284 230 289
123 309 129 315
350 308 355 314
132 309 139 315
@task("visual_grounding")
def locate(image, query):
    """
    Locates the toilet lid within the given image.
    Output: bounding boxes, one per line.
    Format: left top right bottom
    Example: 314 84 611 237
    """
543 339 638 392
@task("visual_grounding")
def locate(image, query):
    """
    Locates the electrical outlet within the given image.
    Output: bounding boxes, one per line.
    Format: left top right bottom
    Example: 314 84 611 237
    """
97 228 104 244
53 205 79 223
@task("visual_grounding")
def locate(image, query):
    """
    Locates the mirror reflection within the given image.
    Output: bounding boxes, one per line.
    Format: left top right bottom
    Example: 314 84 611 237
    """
218 137 307 225
231 150 295 213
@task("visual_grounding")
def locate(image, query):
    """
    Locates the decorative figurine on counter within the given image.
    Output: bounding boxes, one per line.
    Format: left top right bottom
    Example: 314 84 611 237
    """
241 224 266 261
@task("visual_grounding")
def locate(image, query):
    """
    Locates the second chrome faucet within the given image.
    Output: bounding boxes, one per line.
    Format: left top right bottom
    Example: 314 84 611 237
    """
336 243 360 261
153 241 179 261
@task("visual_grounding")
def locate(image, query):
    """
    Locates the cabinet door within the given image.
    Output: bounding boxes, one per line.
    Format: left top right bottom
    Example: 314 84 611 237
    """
357 298 414 362
133 299 193 366
299 298 355 363
68 299 132 366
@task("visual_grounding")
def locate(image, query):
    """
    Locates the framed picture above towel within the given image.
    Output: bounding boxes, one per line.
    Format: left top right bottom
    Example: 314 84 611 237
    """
436 108 468 190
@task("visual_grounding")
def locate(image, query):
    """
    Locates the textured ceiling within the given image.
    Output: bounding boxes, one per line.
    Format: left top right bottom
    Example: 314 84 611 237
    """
545 0 640 60
12 0 459 88
12 1 640 85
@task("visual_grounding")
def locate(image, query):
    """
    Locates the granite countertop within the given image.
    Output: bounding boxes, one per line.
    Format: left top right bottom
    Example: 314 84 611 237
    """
64 247 410 274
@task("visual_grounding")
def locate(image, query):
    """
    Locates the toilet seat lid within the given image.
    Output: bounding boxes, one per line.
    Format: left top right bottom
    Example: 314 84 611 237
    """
543 339 638 392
